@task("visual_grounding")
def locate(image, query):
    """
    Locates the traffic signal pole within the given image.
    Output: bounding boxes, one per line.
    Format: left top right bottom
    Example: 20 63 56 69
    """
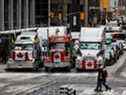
85 0 88 27
63 0 67 26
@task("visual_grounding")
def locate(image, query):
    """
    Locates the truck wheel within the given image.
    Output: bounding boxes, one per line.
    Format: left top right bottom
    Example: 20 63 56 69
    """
115 55 118 61
65 67 71 72
111 59 114 65
105 59 109 66
45 67 50 72
76 68 81 72
71 58 75 68
33 63 39 72
117 54 120 59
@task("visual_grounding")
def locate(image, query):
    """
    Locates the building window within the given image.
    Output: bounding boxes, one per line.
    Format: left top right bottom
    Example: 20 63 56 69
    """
21 0 24 28
13 0 17 29
35 0 48 26
4 0 9 30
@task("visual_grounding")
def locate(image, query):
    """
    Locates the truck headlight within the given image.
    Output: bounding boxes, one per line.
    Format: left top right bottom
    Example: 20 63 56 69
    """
7 59 14 64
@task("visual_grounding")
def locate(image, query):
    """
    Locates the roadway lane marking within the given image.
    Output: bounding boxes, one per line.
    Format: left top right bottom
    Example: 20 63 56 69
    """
79 89 94 95
50 73 97 77
4 79 53 94
5 85 37 93
122 91 126 95
0 83 9 88
0 73 48 80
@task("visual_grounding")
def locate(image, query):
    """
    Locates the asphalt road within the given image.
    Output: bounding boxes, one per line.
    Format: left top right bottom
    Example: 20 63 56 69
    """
0 51 126 95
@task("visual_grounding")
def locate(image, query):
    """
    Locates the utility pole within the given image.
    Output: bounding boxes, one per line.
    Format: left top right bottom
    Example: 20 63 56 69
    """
85 0 88 27
63 0 67 26
48 0 51 26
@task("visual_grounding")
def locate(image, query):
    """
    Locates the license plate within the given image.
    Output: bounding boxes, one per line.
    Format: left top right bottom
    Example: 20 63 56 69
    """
15 60 24 64
15 58 25 61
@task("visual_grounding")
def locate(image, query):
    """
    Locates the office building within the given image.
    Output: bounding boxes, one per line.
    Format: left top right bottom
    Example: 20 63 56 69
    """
0 0 48 31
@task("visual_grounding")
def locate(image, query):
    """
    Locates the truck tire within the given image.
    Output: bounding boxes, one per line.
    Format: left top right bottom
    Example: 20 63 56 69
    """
45 67 52 72
65 67 71 72
33 63 39 72
105 59 110 66
76 68 81 72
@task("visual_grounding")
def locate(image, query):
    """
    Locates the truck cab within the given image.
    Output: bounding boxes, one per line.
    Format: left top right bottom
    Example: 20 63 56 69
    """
6 32 43 71
43 26 73 71
76 27 105 70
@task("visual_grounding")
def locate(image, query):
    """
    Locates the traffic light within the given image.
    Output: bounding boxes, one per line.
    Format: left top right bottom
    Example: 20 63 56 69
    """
80 12 85 21
49 12 54 18
58 13 62 20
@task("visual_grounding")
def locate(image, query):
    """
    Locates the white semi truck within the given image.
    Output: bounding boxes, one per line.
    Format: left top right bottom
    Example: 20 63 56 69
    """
75 27 106 70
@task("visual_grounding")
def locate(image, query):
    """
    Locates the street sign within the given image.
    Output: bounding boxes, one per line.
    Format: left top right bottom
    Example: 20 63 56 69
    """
73 16 77 26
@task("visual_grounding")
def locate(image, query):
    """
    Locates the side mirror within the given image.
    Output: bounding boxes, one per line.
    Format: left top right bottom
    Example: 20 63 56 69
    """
105 40 112 45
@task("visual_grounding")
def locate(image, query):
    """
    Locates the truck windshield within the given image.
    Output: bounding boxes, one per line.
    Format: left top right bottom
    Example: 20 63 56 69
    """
80 42 101 50
15 44 33 50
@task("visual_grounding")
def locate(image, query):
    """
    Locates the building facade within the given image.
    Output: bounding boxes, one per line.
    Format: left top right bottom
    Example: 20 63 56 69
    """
0 0 48 31
118 0 126 15
0 0 113 31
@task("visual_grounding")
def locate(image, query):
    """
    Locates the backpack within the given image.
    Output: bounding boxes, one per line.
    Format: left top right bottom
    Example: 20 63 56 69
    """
103 69 108 78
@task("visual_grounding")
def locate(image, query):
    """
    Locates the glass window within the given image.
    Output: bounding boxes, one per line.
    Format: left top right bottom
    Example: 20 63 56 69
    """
80 42 101 50
20 37 30 40
113 34 126 40
15 44 33 50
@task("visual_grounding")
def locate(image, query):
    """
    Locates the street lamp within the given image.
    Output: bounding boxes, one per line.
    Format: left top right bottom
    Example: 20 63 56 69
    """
48 0 51 27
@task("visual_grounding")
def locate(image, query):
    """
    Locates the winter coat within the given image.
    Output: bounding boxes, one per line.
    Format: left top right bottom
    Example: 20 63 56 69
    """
98 69 108 81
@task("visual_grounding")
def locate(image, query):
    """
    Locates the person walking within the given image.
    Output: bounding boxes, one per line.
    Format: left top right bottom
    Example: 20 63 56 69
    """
101 68 111 91
94 65 111 92
94 65 103 92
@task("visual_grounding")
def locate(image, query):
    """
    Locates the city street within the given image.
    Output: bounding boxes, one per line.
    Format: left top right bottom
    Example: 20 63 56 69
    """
0 51 126 95
0 0 126 95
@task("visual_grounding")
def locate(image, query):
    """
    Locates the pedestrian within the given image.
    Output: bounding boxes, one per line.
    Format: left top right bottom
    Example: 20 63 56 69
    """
94 65 103 92
74 40 82 56
94 65 111 92
32 34 42 71
0 36 10 64
33 34 41 59
101 68 111 91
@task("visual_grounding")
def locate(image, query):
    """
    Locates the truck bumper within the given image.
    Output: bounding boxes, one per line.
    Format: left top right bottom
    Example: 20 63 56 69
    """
44 62 71 68
76 63 100 70
6 59 34 69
